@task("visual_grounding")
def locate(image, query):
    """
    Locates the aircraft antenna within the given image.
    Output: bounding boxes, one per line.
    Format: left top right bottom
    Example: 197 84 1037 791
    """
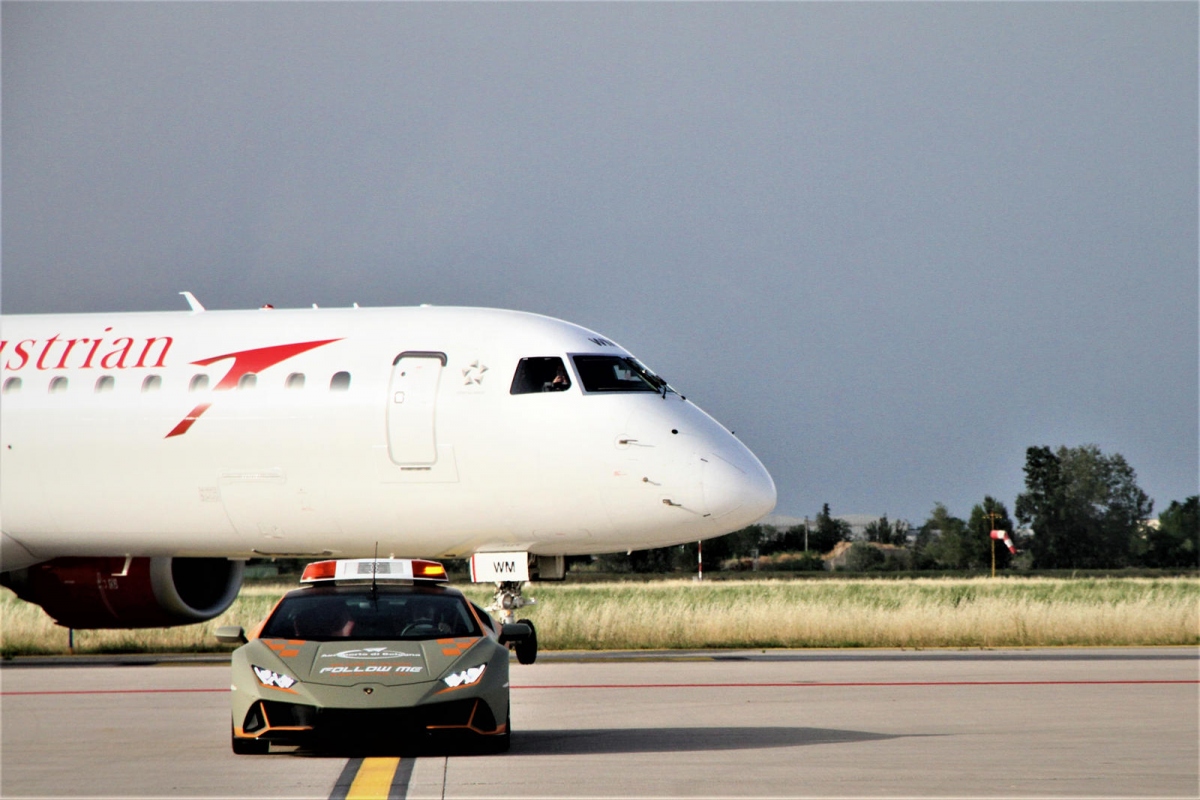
370 542 379 602
179 291 205 313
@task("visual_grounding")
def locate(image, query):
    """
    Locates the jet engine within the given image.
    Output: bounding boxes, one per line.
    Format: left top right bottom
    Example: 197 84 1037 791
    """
0 556 244 628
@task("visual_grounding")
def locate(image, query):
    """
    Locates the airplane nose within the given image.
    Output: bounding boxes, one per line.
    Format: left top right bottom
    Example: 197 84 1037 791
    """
702 449 776 523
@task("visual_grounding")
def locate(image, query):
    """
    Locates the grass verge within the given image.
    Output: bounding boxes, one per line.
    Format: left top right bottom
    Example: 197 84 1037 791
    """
3 576 1197 657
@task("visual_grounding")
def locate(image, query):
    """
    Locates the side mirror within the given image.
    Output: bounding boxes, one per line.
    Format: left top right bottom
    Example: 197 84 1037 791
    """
498 622 532 646
214 625 247 645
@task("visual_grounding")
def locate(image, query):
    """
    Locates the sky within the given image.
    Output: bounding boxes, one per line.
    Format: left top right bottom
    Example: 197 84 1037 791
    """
3 2 1196 527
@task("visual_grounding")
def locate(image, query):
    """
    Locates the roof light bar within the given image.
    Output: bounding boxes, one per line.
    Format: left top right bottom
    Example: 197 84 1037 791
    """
413 560 447 580
300 560 338 583
300 558 448 584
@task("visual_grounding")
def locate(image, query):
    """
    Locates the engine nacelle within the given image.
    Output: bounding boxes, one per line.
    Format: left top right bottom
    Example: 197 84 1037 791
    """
0 556 244 629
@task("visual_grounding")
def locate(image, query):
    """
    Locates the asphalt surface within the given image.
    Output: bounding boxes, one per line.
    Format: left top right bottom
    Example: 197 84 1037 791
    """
2 648 1197 798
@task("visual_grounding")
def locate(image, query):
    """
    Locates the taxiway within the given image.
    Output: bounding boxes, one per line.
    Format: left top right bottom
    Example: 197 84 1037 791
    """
2 648 1196 798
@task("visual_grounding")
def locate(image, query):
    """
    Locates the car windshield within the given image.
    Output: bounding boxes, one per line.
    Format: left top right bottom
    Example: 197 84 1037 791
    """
571 355 673 394
260 589 482 641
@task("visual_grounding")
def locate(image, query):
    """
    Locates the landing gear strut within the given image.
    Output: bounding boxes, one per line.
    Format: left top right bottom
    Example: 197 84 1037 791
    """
491 581 533 625
490 581 538 665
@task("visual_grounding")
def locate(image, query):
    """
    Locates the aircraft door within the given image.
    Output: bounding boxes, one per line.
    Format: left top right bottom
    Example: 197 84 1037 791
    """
387 352 445 466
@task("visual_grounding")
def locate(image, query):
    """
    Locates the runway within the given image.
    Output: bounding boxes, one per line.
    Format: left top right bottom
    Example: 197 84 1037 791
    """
2 648 1196 798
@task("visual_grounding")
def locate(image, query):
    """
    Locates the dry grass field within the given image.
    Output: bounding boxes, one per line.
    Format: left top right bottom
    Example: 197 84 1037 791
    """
2 576 1197 656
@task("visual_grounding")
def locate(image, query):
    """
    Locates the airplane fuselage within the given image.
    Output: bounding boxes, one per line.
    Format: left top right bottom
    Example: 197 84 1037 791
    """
1 305 775 571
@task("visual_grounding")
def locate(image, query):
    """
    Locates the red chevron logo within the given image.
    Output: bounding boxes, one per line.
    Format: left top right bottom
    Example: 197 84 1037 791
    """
165 339 341 438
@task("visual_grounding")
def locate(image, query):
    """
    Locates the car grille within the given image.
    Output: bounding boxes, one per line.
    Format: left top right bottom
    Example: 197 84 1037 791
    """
243 697 498 739
320 698 496 733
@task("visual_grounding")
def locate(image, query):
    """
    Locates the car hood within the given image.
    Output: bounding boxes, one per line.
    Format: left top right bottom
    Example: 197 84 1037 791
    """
254 636 487 687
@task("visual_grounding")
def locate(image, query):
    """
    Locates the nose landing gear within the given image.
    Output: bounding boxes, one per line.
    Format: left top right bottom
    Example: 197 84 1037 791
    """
490 581 538 664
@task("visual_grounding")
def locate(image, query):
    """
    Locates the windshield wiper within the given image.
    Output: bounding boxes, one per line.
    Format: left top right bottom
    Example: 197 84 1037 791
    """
628 358 672 398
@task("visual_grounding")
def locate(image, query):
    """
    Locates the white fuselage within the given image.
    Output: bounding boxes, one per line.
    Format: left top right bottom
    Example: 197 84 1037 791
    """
0 306 775 571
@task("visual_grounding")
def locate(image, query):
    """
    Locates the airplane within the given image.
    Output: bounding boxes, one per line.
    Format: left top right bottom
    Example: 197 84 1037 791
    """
0 295 776 642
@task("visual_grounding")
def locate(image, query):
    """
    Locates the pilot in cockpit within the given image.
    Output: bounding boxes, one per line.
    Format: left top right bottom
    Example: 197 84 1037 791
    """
544 364 570 392
511 356 571 394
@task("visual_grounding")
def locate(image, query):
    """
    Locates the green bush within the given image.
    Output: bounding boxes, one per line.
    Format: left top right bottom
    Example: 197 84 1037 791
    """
845 542 887 572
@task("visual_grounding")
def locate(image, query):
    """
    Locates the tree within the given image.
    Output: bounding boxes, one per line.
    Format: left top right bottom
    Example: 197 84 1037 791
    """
697 524 769 564
919 503 970 569
810 503 851 554
1015 445 1153 569
1143 496 1199 568
754 524 798 556
776 525 811 553
864 515 910 546
967 496 1015 571
626 547 675 573
844 542 886 571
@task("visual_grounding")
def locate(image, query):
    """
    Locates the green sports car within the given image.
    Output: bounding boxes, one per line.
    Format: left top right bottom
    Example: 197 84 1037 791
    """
217 559 532 754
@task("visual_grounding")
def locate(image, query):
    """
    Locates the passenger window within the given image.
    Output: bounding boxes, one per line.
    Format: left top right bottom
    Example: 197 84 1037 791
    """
2 377 21 394
510 357 571 394
330 371 351 391
286 373 305 390
141 375 162 393
238 373 257 390
189 374 209 392
49 376 68 394
95 375 115 393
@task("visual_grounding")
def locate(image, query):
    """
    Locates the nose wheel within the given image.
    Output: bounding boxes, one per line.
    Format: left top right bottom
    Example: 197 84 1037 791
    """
514 617 538 664
490 581 538 664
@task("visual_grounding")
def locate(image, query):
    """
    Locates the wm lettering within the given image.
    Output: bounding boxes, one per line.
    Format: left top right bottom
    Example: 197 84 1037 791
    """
492 560 518 573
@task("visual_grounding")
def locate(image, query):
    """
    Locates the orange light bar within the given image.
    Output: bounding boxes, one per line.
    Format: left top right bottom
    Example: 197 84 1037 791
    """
413 560 448 581
300 560 338 583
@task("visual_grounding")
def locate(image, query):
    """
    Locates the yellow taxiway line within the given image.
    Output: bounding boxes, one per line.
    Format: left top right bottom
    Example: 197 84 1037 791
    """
345 757 401 800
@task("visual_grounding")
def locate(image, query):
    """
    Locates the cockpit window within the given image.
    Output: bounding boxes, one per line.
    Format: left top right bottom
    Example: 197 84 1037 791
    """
571 355 673 395
510 357 572 394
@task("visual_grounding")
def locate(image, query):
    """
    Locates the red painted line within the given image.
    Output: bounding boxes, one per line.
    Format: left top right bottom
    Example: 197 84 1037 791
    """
514 680 1198 689
1 688 227 697
5 680 1193 697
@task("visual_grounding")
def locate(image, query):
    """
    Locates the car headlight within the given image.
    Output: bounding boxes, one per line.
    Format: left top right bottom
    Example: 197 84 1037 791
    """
252 665 298 690
443 664 486 688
